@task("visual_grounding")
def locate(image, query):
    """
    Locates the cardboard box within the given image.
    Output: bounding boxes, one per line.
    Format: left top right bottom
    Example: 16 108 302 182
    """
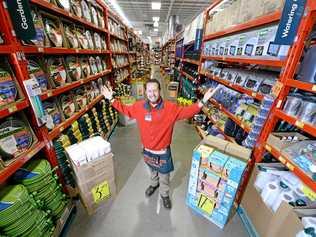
267 132 309 151
187 135 250 228
241 163 313 237
70 153 117 215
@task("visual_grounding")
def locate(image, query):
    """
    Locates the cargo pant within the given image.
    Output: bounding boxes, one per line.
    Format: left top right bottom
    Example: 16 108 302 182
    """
149 167 170 197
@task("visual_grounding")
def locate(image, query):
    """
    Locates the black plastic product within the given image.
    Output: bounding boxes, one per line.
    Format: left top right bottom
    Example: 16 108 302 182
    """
297 45 316 84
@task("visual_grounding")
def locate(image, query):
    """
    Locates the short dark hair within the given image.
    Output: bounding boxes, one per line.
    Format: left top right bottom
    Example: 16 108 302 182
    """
145 79 161 90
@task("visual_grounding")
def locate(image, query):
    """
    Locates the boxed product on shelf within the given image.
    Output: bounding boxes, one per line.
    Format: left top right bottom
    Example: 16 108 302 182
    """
241 163 311 237
0 57 24 108
187 135 250 228
66 136 116 215
0 112 38 166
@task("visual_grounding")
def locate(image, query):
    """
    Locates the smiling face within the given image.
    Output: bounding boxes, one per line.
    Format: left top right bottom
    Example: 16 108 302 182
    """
146 82 161 104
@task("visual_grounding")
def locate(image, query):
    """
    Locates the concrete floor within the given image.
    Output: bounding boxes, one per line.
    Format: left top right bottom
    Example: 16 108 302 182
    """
67 66 248 237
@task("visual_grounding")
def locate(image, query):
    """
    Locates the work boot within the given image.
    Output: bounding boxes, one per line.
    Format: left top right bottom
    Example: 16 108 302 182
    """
145 184 159 197
161 195 172 209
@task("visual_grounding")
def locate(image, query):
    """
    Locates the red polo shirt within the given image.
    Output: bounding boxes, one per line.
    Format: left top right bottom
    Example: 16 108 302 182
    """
112 99 201 150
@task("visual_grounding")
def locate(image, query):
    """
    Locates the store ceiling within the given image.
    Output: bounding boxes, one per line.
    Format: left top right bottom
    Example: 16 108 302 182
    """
107 0 212 41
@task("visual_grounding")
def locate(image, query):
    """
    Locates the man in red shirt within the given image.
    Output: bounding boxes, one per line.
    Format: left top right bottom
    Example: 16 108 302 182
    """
101 79 219 209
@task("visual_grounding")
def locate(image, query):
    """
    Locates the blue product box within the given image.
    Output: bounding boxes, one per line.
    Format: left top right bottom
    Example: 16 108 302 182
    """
208 151 229 175
222 157 247 182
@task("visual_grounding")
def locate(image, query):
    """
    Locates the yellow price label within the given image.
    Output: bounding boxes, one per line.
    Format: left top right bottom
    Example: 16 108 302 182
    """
312 85 316 92
47 91 53 97
295 120 304 129
91 180 111 204
197 194 215 215
8 105 17 113
278 156 286 164
252 92 257 97
302 185 316 201
285 162 294 171
265 144 272 152
276 100 283 108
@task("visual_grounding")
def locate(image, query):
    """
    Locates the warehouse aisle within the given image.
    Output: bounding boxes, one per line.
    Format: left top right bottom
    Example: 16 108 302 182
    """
67 66 248 237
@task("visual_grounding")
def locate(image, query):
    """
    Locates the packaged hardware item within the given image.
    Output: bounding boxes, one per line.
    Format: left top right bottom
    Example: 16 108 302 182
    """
77 28 89 49
55 0 70 11
70 0 82 18
42 99 63 130
81 0 92 22
90 4 98 26
297 46 316 84
59 94 76 118
85 30 94 49
27 59 48 92
0 116 34 161
44 18 63 47
95 56 103 72
81 57 91 78
0 67 18 107
94 33 101 49
89 56 98 74
74 88 88 110
66 56 81 81
64 24 79 48
47 57 68 87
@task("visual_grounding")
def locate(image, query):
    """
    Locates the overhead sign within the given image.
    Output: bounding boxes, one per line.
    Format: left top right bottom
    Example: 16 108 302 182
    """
6 0 36 40
274 0 307 45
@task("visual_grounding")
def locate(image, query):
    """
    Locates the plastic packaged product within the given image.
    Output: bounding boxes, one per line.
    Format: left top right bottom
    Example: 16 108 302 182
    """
89 57 98 74
95 56 103 72
94 33 101 49
283 96 304 117
27 9 45 46
70 0 82 18
74 88 88 110
66 56 81 81
77 29 89 49
42 100 62 130
85 30 94 49
64 25 79 48
27 60 48 92
80 57 91 77
0 67 17 107
59 94 76 118
90 5 98 26
55 0 70 11
81 0 91 22
47 57 67 87
44 18 63 47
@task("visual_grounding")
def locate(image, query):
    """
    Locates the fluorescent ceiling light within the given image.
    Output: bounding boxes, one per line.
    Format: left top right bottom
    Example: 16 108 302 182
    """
154 28 158 32
105 0 132 27
152 17 160 22
152 2 161 10
153 21 159 27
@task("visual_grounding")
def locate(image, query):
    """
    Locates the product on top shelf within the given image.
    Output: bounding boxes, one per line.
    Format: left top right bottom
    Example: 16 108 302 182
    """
43 17 63 48
90 4 99 26
46 57 68 88
81 0 92 22
55 0 71 11
70 0 82 18
27 59 48 92
65 56 82 81
0 114 35 163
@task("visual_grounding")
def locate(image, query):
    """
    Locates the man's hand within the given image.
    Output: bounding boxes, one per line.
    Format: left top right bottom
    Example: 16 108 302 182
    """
101 85 114 100
198 85 222 108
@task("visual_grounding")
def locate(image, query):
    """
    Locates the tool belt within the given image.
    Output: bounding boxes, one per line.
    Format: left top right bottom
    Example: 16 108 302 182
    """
143 147 174 174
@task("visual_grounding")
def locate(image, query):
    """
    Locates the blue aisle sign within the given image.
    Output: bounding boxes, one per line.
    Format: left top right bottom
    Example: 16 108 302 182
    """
274 0 307 45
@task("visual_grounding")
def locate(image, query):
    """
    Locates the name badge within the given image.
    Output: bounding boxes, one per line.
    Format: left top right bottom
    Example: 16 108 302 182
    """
145 113 152 121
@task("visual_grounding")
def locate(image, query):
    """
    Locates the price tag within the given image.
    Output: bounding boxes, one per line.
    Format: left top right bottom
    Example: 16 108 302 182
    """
59 126 64 132
38 47 44 53
278 156 286 164
241 124 245 129
276 100 283 108
80 80 84 84
265 144 272 152
252 92 257 97
312 85 316 92
295 120 304 129
271 81 283 97
47 91 53 97
286 162 295 171
91 180 111 203
8 105 17 113
197 194 214 215
75 49 79 53
302 185 316 201
27 148 36 159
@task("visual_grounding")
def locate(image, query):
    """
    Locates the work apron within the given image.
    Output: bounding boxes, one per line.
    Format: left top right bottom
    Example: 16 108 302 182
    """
143 147 174 174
